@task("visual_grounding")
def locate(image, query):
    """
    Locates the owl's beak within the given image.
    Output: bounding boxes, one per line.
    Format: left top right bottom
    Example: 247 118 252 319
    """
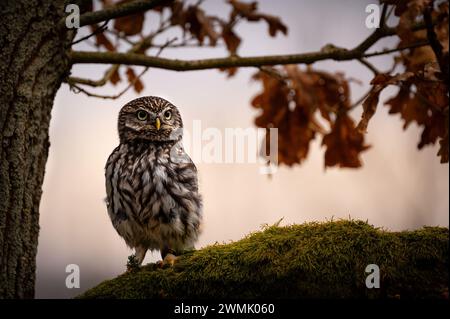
155 118 161 130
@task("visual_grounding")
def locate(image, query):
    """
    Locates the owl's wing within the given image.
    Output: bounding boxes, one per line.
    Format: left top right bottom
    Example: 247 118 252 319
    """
170 143 199 192
104 145 128 226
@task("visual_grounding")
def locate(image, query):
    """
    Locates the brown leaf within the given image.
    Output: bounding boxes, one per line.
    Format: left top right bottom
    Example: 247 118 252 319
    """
260 14 288 37
185 6 219 45
227 0 287 37
437 132 449 163
228 0 258 20
357 87 381 133
385 87 411 114
322 114 370 168
285 66 351 123
126 68 144 93
251 70 316 165
170 0 185 26
112 3 144 36
219 67 238 77
110 68 121 85
252 66 355 167
152 0 174 12
380 0 409 16
358 72 415 132
113 0 145 36
435 1 449 52
94 31 115 51
222 26 241 54
418 109 447 148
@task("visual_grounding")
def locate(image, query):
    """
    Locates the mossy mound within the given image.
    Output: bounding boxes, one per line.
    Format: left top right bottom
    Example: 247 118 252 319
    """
79 220 448 299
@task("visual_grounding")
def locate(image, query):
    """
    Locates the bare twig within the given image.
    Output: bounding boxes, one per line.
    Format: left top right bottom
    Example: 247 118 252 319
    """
358 58 380 75
380 3 389 28
155 37 178 56
350 88 372 110
105 29 136 46
385 4 396 26
69 67 149 99
72 20 109 46
363 41 430 58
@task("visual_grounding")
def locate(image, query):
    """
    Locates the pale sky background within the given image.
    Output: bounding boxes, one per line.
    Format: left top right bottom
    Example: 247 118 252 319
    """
35 0 449 298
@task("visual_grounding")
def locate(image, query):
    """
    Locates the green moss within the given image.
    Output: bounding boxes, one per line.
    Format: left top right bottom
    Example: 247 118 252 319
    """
79 220 449 299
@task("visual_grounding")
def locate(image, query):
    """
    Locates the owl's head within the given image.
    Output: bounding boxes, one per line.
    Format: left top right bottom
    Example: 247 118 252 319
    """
118 96 183 143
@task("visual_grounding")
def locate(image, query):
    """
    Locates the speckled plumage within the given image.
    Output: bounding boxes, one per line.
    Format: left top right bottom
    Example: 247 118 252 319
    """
105 96 202 265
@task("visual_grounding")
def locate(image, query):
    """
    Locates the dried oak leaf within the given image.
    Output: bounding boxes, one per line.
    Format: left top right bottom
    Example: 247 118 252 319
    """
285 65 351 124
113 0 145 36
228 0 258 20
437 128 449 163
251 71 316 165
385 69 448 161
126 68 144 93
418 110 447 149
222 26 241 54
434 1 449 53
228 0 287 37
357 72 415 132
259 14 288 37
252 66 354 167
93 30 115 51
219 67 238 78
185 6 219 45
322 114 370 168
169 0 185 25
110 68 121 85
152 0 175 12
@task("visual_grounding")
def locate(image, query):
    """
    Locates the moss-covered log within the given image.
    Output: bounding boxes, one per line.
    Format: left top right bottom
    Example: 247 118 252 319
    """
79 220 449 299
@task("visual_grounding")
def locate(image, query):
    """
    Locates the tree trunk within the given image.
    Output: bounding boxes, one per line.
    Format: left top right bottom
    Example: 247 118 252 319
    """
0 0 74 298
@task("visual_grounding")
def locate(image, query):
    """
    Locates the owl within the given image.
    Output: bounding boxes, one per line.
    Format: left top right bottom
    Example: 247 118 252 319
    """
105 96 202 267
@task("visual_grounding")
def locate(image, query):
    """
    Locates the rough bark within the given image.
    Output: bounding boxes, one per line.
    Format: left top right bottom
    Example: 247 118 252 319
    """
0 0 74 298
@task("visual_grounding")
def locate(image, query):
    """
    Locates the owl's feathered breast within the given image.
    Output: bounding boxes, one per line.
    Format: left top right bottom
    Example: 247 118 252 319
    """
105 140 202 249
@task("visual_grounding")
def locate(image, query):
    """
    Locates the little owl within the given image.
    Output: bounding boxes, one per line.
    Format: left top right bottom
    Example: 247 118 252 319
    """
105 96 202 266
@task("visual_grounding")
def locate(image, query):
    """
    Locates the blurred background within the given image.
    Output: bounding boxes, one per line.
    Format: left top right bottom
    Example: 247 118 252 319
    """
36 0 449 298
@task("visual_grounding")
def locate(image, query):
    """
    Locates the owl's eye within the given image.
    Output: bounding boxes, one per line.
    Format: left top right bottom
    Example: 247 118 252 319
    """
163 110 172 120
136 110 148 121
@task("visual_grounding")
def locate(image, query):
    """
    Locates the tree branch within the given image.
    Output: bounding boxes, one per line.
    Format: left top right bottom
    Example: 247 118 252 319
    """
69 49 359 71
69 18 433 72
69 40 431 72
59 0 170 29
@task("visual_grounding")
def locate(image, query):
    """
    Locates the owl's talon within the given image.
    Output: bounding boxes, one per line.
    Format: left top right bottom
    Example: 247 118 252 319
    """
157 253 178 268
